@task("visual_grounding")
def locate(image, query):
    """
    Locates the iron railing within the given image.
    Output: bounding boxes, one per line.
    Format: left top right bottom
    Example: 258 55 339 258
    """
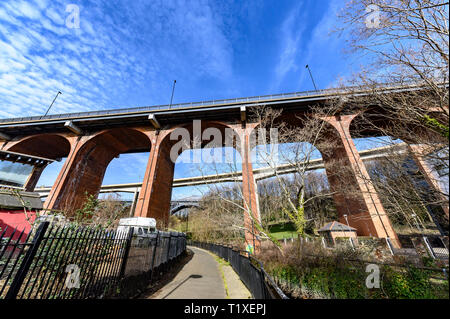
0 87 343 124
0 222 132 299
124 231 187 278
293 234 449 262
0 222 186 299
189 241 288 299
115 230 187 298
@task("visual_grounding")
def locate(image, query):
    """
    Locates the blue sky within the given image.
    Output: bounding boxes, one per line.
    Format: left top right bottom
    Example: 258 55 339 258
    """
0 0 382 200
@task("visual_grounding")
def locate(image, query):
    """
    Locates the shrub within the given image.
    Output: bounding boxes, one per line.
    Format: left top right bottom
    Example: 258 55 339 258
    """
258 240 448 299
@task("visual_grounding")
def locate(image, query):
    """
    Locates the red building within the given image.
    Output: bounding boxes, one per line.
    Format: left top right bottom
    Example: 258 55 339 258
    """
0 150 53 240
0 190 42 241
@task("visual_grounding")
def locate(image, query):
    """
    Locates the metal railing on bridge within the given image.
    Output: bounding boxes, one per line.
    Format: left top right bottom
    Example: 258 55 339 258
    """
0 87 343 124
0 81 432 124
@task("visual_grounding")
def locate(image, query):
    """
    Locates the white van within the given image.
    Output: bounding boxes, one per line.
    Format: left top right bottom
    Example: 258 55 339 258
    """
117 217 157 236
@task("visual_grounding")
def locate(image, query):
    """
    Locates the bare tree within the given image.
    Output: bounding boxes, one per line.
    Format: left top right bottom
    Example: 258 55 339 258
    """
365 149 447 234
187 105 344 249
334 0 449 227
187 187 246 246
257 172 337 234
92 193 130 227
248 106 341 237
191 147 282 251
337 0 448 149
339 0 448 85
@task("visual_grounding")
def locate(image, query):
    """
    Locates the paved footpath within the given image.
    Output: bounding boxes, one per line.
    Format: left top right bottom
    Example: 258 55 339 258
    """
148 246 250 299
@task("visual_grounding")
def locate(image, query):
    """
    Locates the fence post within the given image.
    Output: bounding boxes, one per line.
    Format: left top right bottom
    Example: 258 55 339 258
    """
119 227 134 279
321 237 327 248
166 233 172 264
423 236 436 259
349 237 356 249
385 237 395 255
443 268 448 280
5 221 49 299
150 231 159 285
259 262 268 299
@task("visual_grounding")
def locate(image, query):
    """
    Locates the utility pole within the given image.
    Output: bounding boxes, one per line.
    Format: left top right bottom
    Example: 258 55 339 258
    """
44 91 62 116
305 65 318 91
343 214 350 226
169 80 176 109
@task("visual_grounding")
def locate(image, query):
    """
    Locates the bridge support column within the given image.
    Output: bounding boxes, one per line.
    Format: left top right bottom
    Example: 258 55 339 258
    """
235 124 261 253
129 188 139 217
42 128 152 216
321 115 400 248
42 136 83 213
23 164 47 192
43 136 115 214
134 131 174 229
408 144 449 220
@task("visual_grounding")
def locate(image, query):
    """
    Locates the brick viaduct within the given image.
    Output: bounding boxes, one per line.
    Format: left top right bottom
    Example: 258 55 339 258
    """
0 86 447 250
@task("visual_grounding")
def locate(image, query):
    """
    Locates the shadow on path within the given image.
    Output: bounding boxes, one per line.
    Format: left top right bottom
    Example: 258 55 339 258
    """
146 246 227 299
137 249 194 299
160 274 203 299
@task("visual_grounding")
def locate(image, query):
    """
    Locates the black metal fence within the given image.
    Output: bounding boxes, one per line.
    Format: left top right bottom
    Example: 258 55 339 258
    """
124 231 187 277
0 222 186 299
189 241 288 299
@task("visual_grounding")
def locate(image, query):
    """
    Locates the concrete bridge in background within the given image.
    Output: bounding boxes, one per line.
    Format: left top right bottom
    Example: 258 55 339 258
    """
35 142 408 196
0 84 447 250
170 199 201 215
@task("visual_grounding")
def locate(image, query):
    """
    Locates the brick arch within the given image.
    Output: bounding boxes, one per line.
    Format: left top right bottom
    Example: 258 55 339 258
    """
4 133 72 159
348 110 449 226
157 120 243 153
245 110 399 245
348 107 445 144
134 121 258 232
44 127 152 215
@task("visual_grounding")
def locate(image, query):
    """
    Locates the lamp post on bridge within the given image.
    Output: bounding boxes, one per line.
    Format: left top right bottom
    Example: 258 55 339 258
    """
169 80 176 109
43 91 62 117
305 65 318 91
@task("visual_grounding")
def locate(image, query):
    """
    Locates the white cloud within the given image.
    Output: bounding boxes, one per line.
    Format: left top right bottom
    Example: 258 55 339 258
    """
35 0 50 10
12 1 42 20
0 0 234 120
45 7 64 25
271 3 306 92
296 0 358 89
7 33 33 53
40 17 69 36
0 7 17 24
